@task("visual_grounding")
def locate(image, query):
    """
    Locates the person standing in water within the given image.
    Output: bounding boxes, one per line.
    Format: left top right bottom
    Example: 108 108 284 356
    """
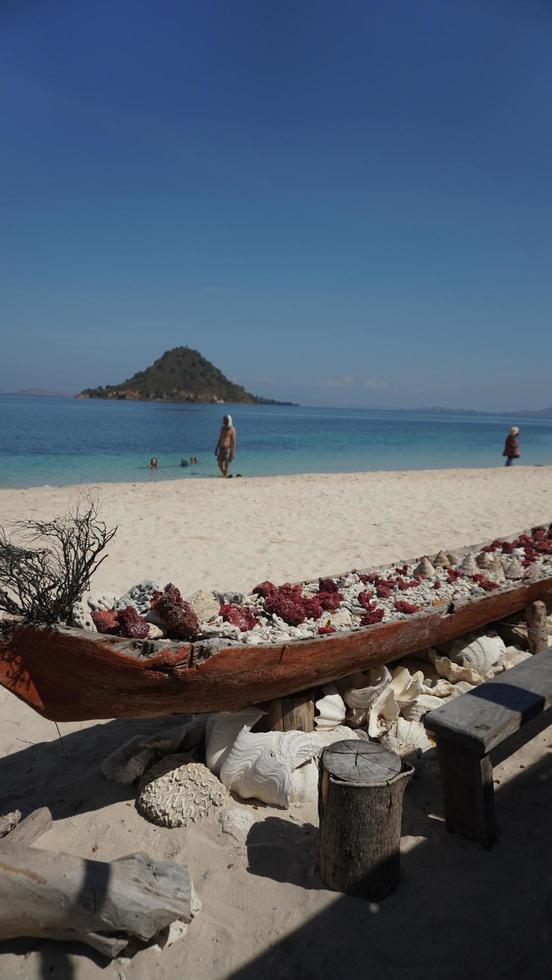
503 426 520 466
215 414 237 477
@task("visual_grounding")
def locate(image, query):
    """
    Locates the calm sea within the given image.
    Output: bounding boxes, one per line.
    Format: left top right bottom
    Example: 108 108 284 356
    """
0 395 551 489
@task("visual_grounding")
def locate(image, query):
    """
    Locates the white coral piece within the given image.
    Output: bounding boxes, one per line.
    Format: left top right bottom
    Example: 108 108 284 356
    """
447 633 505 675
137 754 226 828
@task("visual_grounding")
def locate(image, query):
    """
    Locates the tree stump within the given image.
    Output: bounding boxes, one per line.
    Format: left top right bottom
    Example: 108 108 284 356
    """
318 740 413 900
525 600 548 654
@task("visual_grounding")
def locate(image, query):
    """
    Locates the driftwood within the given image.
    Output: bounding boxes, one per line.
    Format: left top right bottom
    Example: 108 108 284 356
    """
525 600 548 654
318 741 413 900
0 808 200 958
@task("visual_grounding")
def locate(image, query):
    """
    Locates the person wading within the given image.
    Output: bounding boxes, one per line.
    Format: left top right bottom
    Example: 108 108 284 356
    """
215 414 237 477
503 426 520 467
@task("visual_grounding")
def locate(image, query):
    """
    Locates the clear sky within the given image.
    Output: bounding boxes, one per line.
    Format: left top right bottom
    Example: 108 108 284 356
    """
1 0 551 409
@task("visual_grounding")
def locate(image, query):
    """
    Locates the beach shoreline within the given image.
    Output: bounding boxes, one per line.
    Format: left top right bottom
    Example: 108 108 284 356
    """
1 466 550 598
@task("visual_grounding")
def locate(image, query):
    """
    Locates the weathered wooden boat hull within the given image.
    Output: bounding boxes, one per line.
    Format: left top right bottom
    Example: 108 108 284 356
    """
1 576 551 721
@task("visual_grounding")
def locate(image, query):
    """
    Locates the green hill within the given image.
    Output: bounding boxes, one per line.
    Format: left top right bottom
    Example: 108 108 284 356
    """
78 347 290 405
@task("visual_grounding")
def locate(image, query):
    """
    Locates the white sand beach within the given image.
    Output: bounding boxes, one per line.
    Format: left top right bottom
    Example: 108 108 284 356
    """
1 467 552 979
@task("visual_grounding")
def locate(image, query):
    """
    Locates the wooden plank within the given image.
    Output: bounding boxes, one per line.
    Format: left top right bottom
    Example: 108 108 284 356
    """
425 647 552 755
436 738 498 848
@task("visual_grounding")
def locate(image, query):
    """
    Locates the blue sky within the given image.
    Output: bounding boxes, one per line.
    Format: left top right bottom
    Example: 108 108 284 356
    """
1 0 551 409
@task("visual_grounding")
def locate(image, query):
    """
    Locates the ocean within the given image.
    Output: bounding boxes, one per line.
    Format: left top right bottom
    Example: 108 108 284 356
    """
0 395 551 489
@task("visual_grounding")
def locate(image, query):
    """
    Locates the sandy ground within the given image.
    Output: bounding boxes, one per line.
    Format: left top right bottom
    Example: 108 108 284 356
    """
1 467 552 979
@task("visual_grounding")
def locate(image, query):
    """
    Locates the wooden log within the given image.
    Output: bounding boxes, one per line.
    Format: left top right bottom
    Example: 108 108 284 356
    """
525 600 548 654
436 738 498 848
0 807 52 846
0 845 200 958
318 740 413 900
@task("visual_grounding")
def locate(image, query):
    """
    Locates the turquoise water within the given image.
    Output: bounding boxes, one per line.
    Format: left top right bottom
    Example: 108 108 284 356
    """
0 395 551 489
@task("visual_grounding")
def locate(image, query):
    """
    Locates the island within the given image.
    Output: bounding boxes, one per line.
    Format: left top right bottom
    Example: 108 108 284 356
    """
77 347 294 405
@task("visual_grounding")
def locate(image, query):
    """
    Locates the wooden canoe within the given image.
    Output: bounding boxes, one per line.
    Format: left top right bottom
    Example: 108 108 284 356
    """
1 573 551 722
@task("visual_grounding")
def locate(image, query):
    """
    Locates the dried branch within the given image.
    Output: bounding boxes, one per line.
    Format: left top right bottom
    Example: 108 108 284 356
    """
0 498 117 625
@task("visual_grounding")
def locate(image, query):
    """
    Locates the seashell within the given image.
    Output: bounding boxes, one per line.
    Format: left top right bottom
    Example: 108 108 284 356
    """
205 708 264 776
400 693 444 723
428 650 483 685
477 552 494 569
366 685 400 738
315 686 347 731
343 665 391 709
447 552 460 565
460 553 478 575
491 562 506 583
433 550 451 568
499 556 510 572
444 680 476 700
506 558 524 580
421 677 457 698
524 563 542 581
219 807 255 842
413 556 436 578
447 634 505 675
137 754 226 827
327 608 354 630
219 725 361 808
502 646 532 670
389 666 424 707
290 759 319 803
382 717 433 759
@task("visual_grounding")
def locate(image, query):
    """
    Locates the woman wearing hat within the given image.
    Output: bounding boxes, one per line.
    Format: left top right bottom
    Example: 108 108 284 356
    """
503 426 520 466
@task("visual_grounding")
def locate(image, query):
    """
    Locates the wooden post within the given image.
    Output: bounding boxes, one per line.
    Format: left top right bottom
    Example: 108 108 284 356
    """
436 738 498 849
258 689 316 732
525 600 548 654
318 740 413 900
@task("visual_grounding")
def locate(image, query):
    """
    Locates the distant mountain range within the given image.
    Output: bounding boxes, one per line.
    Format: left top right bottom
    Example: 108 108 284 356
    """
1 387 75 398
417 406 552 418
77 347 294 405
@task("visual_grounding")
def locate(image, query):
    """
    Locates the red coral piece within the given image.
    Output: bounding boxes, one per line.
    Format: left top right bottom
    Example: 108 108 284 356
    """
117 605 150 639
360 608 384 625
316 591 342 612
252 580 279 600
433 580 442 590
303 597 324 620
394 600 420 614
376 584 393 599
318 577 339 594
395 565 408 575
151 583 199 640
91 608 119 634
220 603 258 632
447 568 462 581
318 624 336 635
264 594 306 626
357 590 374 609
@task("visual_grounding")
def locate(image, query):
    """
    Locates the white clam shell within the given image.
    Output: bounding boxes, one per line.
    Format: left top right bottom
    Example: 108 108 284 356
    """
205 708 264 776
343 665 391 709
401 693 444 723
219 725 362 808
389 666 424 707
428 650 483 685
383 717 433 758
506 558 524 580
447 634 505 675
315 686 347 731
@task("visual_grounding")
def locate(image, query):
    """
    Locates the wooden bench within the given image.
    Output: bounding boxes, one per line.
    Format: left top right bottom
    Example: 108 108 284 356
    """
424 646 552 848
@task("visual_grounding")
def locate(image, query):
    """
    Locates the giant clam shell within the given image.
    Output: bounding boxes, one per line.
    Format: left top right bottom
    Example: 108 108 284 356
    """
389 666 424 708
447 634 505 676
401 693 444 723
219 725 361 808
428 650 483 685
315 685 347 731
343 665 391 710
382 717 433 759
205 708 264 776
